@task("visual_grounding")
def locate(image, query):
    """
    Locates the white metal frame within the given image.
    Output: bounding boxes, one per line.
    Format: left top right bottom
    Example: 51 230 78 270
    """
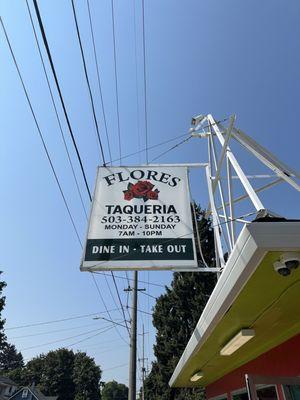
190 114 300 273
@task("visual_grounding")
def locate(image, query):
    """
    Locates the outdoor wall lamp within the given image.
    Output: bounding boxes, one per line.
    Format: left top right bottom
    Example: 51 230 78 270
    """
190 370 204 382
220 329 255 356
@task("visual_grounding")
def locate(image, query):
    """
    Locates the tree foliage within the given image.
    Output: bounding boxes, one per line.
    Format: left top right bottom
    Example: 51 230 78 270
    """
11 349 101 400
0 272 24 375
0 274 102 399
144 206 217 400
0 343 24 372
102 380 128 400
0 274 7 351
73 352 102 400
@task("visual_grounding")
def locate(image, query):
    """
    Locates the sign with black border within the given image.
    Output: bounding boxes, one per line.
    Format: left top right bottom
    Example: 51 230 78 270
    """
80 166 197 271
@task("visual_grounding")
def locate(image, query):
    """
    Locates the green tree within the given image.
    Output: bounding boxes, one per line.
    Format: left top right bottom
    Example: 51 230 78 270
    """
0 273 7 350
38 349 75 400
73 352 101 400
16 348 101 400
102 380 128 400
144 206 217 400
0 272 24 377
0 343 24 372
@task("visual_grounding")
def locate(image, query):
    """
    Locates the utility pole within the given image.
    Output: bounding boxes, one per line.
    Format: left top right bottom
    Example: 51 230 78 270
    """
126 272 146 400
128 271 138 400
140 324 148 400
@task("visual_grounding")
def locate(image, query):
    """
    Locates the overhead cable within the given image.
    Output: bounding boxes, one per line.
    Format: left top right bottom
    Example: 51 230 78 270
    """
0 17 82 247
139 291 157 300
91 273 129 345
141 0 149 163
66 325 114 348
126 306 152 316
132 0 142 163
8 322 107 339
32 0 130 342
70 0 106 165
105 118 228 165
32 0 92 201
93 271 165 288
7 5 130 348
104 362 128 372
72 0 131 335
107 132 190 164
25 0 88 220
20 325 114 351
5 308 121 331
86 0 112 164
102 272 126 323
151 135 193 162
111 0 122 160
110 273 131 335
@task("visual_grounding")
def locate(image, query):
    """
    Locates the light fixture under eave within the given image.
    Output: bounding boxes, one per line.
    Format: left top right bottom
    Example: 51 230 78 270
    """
190 371 204 382
220 329 255 356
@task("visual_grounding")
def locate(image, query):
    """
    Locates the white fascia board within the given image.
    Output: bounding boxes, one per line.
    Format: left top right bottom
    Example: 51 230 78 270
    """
169 221 300 387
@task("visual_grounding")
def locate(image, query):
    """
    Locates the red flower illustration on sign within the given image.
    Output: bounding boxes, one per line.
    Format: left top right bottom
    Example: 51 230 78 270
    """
147 190 158 200
123 180 159 202
131 181 154 197
124 191 134 201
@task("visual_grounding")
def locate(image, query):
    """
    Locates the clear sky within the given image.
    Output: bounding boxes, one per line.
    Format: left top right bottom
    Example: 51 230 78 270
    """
1 0 300 387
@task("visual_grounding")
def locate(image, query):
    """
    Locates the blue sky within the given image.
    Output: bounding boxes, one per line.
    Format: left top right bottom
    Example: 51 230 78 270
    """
1 0 300 387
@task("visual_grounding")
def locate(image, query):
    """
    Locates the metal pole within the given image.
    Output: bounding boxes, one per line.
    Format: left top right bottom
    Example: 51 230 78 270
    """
128 271 138 400
142 324 145 400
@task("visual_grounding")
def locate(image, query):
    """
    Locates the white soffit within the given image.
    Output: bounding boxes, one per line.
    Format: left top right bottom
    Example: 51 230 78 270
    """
169 221 300 387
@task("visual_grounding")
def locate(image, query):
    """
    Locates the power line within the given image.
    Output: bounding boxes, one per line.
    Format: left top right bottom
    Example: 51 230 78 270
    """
86 0 112 164
104 362 128 372
139 291 157 300
20 325 114 351
77 337 123 350
111 0 122 161
126 306 152 316
125 271 131 288
141 0 149 164
93 343 128 355
132 0 142 164
99 271 131 336
91 273 129 345
105 117 228 165
67 325 114 348
32 0 130 342
70 0 106 165
93 271 165 288
103 272 125 322
107 132 190 164
5 308 121 331
111 273 131 336
32 0 92 201
151 135 193 162
72 0 131 335
0 16 82 247
95 316 128 329
8 322 107 339
25 0 88 221
7 4 130 355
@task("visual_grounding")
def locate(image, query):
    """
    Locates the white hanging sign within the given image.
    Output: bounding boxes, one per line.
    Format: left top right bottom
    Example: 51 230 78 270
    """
80 166 198 271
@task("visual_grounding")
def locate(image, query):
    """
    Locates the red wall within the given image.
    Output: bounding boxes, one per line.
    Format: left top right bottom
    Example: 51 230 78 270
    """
206 333 300 400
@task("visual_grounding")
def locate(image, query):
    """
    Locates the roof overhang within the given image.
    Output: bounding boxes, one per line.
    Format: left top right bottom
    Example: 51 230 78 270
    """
169 221 300 388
